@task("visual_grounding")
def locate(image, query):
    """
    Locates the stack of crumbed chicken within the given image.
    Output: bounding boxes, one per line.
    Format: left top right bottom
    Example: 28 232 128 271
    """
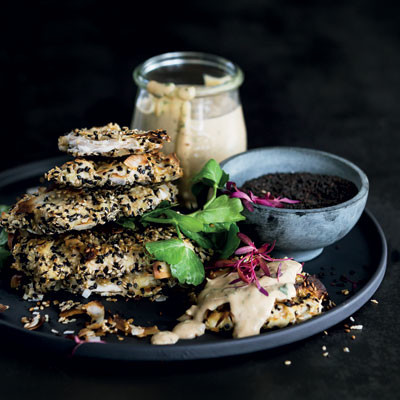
0 123 209 300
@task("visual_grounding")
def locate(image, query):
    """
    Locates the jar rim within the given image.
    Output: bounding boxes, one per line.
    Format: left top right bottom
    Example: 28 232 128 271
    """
133 51 244 97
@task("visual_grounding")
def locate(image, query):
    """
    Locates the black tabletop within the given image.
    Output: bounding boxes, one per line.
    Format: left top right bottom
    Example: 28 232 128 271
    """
1 1 399 399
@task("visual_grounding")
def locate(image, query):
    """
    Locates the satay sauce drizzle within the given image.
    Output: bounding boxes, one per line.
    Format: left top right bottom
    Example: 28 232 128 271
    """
151 260 302 345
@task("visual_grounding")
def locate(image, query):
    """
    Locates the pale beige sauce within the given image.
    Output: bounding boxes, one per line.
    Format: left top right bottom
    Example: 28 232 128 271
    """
172 320 205 339
151 331 179 345
152 260 302 344
151 320 205 345
132 77 247 206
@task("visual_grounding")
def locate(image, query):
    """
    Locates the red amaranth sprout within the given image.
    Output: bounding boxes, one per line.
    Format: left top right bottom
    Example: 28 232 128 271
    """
212 233 295 296
225 181 300 212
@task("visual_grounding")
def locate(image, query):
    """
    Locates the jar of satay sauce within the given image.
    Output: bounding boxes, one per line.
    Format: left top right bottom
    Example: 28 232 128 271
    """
132 52 247 206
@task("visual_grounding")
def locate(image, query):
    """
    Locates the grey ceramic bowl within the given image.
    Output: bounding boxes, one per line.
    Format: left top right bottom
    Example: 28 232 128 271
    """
220 147 369 261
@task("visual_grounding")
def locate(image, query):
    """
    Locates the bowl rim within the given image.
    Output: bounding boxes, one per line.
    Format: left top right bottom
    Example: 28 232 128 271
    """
220 146 369 214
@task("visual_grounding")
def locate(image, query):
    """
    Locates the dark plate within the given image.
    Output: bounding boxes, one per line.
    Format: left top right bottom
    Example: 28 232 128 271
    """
0 157 387 361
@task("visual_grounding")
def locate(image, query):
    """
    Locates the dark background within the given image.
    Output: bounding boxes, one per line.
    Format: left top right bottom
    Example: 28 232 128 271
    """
1 1 400 399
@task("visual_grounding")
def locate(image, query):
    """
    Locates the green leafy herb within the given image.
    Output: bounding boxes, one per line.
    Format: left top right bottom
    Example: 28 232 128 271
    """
145 239 187 264
116 161 245 286
0 247 9 267
201 222 233 233
0 229 7 247
219 223 240 259
169 246 204 285
116 218 136 231
193 195 245 224
191 159 229 208
163 210 204 233
180 228 214 249
191 159 225 188
145 239 205 285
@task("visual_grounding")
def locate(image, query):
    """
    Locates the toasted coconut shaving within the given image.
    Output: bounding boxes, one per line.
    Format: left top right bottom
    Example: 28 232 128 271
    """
59 301 159 341
10 275 22 289
21 314 45 330
137 325 159 338
82 301 105 329
59 300 105 329
0 304 9 313
111 314 158 337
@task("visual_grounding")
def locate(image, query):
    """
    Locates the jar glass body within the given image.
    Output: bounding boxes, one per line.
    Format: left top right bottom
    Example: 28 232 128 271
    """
131 52 247 204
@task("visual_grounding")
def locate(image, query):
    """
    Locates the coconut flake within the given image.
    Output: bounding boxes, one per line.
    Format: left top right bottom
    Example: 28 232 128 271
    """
82 289 92 298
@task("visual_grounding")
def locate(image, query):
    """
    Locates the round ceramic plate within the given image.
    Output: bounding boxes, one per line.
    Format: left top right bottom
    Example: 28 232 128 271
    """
0 157 387 361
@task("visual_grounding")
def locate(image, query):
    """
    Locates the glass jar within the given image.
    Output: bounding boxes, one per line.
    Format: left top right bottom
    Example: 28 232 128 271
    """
131 51 247 205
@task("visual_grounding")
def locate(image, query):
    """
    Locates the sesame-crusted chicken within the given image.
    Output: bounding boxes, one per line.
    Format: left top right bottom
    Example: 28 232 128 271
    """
0 183 178 235
202 274 327 333
45 152 183 188
58 123 170 157
10 226 212 299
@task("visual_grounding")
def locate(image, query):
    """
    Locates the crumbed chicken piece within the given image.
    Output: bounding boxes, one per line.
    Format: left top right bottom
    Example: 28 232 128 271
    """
58 123 170 157
10 226 212 299
203 274 327 332
0 183 178 235
45 152 183 188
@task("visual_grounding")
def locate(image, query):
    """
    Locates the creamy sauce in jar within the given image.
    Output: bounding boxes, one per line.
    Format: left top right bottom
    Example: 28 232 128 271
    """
132 77 247 205
151 259 302 344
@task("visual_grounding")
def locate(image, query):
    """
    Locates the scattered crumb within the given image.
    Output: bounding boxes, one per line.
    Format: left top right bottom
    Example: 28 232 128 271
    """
0 304 9 313
106 297 117 303
323 330 328 335
351 335 356 340
117 336 125 341
345 329 350 333
63 330 75 335
343 347 350 353
350 325 363 330
322 352 329 357
51 329 59 334
342 289 350 295
82 289 92 298
370 299 379 304
284 360 291 366
322 345 327 351
59 317 77 324
349 316 355 322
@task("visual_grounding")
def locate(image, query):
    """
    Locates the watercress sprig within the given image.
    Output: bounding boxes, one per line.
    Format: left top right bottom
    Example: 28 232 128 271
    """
126 160 245 286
